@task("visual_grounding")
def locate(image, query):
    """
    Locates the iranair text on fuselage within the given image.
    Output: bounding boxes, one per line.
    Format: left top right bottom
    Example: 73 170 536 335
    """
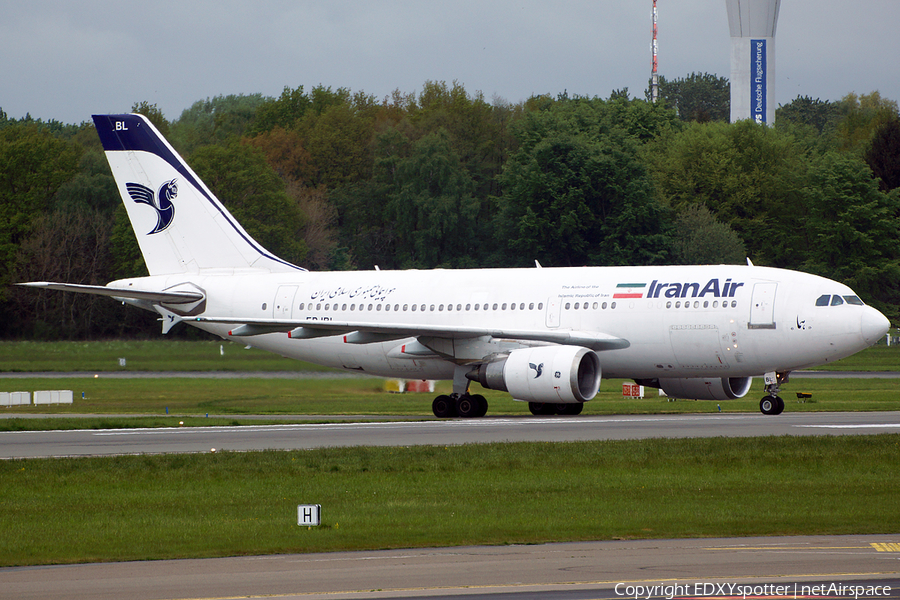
611 278 745 300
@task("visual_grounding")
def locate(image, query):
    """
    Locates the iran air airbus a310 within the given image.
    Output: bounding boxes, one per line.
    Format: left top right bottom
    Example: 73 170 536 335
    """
20 114 891 417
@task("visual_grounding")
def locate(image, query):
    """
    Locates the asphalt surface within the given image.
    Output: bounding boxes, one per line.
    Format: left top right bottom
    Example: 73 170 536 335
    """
2 372 898 599
1 411 899 459
2 535 899 600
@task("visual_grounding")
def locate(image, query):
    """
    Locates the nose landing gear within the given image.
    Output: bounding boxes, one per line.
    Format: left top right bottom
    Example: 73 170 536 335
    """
760 371 788 415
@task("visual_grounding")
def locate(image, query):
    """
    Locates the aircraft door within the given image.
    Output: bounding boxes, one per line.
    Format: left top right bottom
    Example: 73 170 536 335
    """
546 297 561 328
273 285 298 319
748 282 777 329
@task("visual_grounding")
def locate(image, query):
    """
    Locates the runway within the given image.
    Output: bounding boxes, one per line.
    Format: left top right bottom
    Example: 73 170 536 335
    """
2 535 899 600
2 411 899 459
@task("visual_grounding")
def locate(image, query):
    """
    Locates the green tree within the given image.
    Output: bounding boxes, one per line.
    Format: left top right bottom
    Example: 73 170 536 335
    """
671 204 747 265
800 151 900 316
498 97 672 267
834 91 899 152
385 129 480 268
188 142 308 266
131 101 169 136
776 95 841 135
0 124 81 295
864 117 900 191
646 120 806 267
251 85 312 133
169 94 270 153
653 73 730 122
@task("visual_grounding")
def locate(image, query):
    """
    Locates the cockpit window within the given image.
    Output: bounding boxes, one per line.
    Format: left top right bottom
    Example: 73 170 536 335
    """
843 295 864 305
816 295 830 306
831 295 844 306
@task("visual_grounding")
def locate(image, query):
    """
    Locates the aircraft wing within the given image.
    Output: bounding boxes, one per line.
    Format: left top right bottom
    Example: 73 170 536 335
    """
17 282 204 304
193 316 630 351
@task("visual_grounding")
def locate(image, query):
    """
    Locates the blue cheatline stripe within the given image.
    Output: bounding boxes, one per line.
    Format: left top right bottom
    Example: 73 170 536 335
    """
92 114 305 272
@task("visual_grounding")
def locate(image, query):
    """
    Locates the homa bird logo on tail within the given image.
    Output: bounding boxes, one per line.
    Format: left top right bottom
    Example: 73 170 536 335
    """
126 179 177 234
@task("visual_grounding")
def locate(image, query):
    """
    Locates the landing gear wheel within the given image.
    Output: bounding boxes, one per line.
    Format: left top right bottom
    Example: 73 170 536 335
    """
555 403 584 416
528 402 555 416
471 394 488 418
432 395 457 418
760 396 784 415
456 394 483 418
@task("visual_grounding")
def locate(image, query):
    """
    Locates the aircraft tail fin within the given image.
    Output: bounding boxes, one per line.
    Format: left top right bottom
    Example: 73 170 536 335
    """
92 114 304 275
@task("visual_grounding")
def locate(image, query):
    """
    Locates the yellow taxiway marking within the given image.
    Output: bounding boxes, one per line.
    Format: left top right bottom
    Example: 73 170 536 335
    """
872 542 900 552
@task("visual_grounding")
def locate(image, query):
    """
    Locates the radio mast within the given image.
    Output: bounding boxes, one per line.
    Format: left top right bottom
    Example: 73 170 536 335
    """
651 0 659 103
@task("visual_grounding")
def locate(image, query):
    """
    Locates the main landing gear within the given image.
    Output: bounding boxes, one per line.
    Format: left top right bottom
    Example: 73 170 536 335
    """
760 371 788 415
432 393 488 418
432 365 490 418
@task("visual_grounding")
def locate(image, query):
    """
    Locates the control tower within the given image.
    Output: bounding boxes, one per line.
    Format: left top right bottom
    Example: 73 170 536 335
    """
726 0 781 124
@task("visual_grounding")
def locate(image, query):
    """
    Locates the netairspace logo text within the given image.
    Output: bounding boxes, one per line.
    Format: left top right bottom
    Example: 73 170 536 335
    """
614 582 892 600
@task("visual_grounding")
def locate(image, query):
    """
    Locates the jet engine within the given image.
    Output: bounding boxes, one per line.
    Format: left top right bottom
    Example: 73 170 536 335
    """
469 346 601 404
653 376 752 401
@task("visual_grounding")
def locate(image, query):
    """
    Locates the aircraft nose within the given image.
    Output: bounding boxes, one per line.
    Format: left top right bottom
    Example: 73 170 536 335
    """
861 306 891 345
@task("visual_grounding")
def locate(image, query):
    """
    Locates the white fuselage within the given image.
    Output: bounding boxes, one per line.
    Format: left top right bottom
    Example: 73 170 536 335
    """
114 264 886 382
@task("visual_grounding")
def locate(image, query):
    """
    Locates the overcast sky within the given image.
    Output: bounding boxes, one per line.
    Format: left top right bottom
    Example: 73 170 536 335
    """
2 1 897 125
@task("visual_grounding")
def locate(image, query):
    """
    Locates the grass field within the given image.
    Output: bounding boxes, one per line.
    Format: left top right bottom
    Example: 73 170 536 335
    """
2 375 900 432
1 340 898 567
1 339 899 373
1 435 897 567
0 339 331 373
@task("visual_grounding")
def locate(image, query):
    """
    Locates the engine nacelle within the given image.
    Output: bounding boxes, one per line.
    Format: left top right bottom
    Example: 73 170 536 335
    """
655 376 752 401
470 346 601 404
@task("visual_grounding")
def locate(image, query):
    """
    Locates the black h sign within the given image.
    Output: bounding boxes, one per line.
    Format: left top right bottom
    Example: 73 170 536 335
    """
298 504 321 527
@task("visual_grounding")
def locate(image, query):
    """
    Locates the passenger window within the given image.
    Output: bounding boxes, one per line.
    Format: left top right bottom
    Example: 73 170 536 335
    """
844 296 864 305
816 295 830 307
831 295 844 306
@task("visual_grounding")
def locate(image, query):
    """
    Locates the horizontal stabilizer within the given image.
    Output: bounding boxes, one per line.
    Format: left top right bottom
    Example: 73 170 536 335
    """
17 282 204 304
